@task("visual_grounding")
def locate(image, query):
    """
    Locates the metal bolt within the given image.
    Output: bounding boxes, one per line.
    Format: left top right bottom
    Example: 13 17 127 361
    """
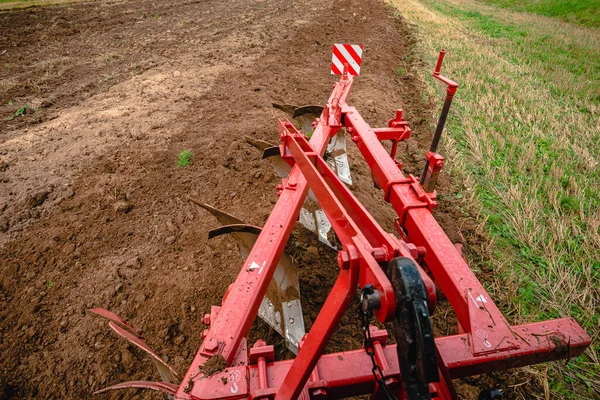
372 247 386 263
311 388 327 399
395 109 403 122
201 314 211 326
362 288 381 311
405 243 419 259
204 337 218 352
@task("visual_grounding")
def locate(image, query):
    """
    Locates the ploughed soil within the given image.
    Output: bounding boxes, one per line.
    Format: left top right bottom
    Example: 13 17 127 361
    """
0 0 522 399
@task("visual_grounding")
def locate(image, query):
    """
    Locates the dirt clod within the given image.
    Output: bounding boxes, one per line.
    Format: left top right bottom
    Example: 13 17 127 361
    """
26 190 49 208
200 355 227 377
113 200 133 214
306 246 319 256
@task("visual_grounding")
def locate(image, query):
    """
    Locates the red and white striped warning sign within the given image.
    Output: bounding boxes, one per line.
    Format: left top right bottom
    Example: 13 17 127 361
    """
331 43 364 76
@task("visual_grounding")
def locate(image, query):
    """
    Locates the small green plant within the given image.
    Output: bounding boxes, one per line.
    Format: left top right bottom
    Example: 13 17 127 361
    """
7 104 30 121
45 280 55 288
15 106 26 116
177 149 194 168
395 66 406 76
152 14 160 19
7 100 13 105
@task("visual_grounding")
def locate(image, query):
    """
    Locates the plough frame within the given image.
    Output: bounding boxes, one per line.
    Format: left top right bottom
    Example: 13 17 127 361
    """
96 59 591 400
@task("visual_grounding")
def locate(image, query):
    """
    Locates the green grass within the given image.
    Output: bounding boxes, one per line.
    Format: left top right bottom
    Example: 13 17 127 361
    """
478 0 600 28
176 149 194 168
6 104 31 121
392 0 600 398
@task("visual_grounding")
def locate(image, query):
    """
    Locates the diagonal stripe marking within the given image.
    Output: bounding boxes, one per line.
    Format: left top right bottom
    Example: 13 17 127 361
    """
331 55 345 75
351 44 363 58
342 44 362 67
335 44 360 75
332 45 358 75
331 61 342 75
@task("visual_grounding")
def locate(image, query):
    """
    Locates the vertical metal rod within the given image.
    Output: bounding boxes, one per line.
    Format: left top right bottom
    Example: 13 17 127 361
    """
434 49 446 75
390 139 400 161
257 356 268 389
420 94 454 184
420 50 458 189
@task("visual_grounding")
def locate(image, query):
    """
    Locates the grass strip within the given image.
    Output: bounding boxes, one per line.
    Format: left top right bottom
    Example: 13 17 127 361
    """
390 0 600 398
477 0 600 28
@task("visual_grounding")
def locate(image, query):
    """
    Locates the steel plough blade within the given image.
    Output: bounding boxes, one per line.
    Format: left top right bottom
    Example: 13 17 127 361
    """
89 308 142 336
326 130 352 185
261 146 291 178
249 103 354 248
93 381 178 396
289 105 353 186
188 199 305 354
299 189 335 248
292 105 324 135
257 144 337 248
89 309 179 397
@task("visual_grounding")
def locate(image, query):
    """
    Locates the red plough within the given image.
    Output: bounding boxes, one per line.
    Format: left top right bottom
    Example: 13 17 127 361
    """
91 51 590 399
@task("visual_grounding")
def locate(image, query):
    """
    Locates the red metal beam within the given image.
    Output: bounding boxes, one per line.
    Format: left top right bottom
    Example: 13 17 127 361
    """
344 107 520 356
281 126 437 322
437 318 590 378
275 251 359 399
179 319 588 399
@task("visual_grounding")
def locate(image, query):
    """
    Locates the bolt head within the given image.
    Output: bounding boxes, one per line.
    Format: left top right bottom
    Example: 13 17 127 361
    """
372 247 386 262
204 337 218 352
369 327 388 345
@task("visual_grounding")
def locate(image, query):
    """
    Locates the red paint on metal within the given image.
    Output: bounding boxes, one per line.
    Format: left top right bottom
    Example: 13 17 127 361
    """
433 50 458 96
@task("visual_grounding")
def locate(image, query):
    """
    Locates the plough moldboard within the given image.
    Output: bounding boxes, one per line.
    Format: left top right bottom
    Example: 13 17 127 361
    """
90 50 591 399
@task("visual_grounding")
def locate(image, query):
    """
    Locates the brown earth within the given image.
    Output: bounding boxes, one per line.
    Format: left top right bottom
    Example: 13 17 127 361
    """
0 0 513 399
